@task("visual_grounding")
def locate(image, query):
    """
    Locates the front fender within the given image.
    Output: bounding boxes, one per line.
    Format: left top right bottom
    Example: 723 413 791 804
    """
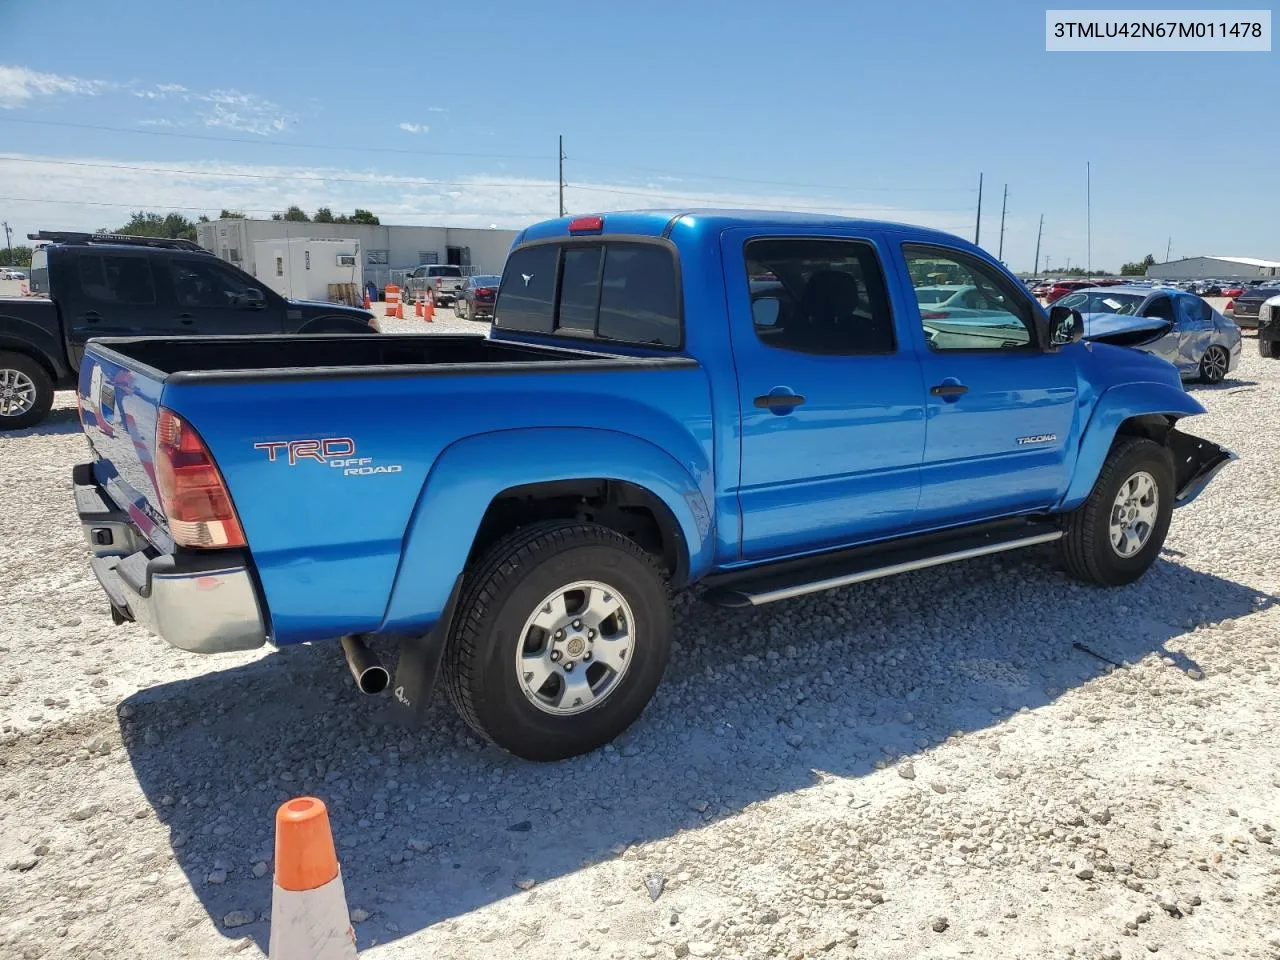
1059 381 1205 511
379 427 714 635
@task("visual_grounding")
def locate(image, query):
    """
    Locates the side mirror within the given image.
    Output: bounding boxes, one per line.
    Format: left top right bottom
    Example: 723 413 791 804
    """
240 288 266 310
752 297 781 328
1048 304 1083 346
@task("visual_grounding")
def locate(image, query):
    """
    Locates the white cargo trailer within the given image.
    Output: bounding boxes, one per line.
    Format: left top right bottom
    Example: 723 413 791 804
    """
252 237 363 302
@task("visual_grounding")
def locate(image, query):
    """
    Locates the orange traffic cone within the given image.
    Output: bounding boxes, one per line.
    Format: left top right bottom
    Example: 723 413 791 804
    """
362 291 371 309
423 299 434 322
268 797 358 960
414 296 423 317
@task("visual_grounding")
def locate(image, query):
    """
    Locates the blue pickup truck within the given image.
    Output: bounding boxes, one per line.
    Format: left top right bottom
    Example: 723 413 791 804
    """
73 211 1233 760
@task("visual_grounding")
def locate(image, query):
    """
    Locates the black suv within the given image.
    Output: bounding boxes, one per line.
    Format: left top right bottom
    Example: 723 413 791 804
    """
1 232 377 429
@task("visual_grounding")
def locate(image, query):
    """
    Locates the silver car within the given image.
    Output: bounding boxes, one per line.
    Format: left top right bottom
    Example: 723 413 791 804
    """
1055 286 1241 384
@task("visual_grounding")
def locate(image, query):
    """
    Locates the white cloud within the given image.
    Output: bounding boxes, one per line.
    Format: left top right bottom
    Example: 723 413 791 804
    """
427 106 446 113
0 152 977 249
398 122 429 134
0 65 111 108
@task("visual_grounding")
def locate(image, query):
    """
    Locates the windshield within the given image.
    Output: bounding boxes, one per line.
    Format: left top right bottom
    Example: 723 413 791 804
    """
1057 291 1146 315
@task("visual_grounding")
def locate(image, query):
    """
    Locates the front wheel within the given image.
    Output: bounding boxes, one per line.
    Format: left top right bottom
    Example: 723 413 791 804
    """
1058 437 1174 587
1199 345 1229 383
442 521 671 761
0 351 54 431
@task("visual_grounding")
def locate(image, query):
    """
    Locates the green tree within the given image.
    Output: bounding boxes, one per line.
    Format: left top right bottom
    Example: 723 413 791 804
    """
313 207 335 223
1119 253 1156 276
103 211 198 241
219 209 246 219
0 244 33 268
282 205 310 222
348 209 379 225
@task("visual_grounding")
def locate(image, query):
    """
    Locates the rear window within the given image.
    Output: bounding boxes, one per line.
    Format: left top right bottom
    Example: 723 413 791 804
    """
494 241 680 347
428 266 463 277
77 255 157 306
29 247 49 296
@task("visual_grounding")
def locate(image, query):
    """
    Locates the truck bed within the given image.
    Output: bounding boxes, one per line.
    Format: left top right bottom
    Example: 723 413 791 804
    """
92 333 680 382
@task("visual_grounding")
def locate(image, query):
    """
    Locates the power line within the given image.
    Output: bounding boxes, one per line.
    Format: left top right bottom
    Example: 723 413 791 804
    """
0 116 547 162
0 154 555 190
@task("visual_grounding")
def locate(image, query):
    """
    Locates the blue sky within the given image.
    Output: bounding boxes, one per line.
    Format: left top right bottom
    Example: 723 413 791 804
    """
1 0 1275 271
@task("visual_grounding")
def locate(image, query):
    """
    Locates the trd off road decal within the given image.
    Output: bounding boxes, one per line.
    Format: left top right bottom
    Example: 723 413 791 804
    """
253 437 403 476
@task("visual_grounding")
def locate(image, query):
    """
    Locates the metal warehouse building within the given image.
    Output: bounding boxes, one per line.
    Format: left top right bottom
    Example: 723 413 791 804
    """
195 218 519 291
1146 255 1280 281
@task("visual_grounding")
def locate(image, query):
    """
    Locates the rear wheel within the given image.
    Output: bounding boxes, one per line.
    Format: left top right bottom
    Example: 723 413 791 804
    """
0 351 54 431
1198 345 1229 383
442 521 671 761
1059 437 1173 587
456 298 468 320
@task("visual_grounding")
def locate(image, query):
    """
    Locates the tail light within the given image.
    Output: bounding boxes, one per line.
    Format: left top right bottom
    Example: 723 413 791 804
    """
155 408 245 549
1225 299 1234 311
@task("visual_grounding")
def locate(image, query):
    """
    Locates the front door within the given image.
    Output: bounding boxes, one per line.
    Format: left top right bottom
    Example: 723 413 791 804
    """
723 230 927 560
163 256 283 335
897 244 1078 527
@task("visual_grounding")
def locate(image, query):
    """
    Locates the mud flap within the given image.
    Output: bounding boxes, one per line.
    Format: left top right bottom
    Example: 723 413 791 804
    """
1168 428 1235 507
390 575 463 724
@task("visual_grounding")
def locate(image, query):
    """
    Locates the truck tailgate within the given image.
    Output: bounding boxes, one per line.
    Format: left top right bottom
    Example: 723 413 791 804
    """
78 344 174 553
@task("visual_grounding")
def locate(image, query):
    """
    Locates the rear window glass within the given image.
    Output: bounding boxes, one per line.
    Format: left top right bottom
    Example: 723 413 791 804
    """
428 266 463 277
30 247 49 296
494 244 558 333
557 247 602 335
495 240 681 348
77 255 156 306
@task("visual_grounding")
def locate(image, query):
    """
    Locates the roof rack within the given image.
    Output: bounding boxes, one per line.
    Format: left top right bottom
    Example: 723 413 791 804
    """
27 231 210 253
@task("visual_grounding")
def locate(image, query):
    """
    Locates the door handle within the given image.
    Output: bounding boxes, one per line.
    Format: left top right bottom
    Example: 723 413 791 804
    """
177 314 195 325
83 311 101 323
754 393 806 410
930 383 969 398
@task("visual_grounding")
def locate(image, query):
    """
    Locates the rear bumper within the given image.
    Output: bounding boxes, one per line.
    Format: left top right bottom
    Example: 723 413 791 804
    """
74 464 268 654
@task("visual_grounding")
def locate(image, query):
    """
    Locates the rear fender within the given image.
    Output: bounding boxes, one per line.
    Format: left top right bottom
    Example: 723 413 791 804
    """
379 427 714 635
1059 381 1205 511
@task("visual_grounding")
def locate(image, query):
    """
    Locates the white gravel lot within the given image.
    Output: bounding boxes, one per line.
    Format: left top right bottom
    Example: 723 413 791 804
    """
0 312 1277 960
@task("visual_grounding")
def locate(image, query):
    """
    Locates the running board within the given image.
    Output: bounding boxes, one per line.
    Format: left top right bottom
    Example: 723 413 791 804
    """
702 520 1063 608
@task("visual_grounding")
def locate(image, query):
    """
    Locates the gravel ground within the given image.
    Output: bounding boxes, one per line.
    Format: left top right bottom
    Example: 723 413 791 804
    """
0 317 1277 960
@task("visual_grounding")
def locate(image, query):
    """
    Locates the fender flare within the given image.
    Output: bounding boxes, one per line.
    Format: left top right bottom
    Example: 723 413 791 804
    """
1059 380 1205 510
379 426 714 634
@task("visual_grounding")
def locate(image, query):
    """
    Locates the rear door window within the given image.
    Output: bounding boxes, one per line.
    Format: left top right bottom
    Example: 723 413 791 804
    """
77 254 157 306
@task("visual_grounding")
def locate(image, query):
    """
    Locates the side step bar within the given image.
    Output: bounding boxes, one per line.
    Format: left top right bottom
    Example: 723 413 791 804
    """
702 519 1063 608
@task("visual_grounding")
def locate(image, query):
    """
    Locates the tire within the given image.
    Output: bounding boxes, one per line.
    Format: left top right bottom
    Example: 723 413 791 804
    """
1198 345 1229 383
0 351 54 431
1058 437 1174 587
1261 338 1277 359
442 521 671 761
456 299 468 320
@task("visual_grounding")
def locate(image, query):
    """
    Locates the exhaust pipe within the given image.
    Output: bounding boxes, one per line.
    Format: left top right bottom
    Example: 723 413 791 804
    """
340 635 390 695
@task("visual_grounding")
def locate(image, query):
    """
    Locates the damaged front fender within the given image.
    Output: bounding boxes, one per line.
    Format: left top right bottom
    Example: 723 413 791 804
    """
1168 428 1236 507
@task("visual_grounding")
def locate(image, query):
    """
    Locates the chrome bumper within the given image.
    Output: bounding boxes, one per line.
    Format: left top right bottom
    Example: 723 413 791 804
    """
75 464 268 654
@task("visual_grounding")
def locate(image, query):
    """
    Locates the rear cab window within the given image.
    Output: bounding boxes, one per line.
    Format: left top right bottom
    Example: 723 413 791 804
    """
494 240 681 348
427 266 463 278
29 247 49 296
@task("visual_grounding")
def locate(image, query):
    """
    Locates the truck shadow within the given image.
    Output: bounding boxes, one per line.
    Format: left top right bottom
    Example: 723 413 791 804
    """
117 549 1273 951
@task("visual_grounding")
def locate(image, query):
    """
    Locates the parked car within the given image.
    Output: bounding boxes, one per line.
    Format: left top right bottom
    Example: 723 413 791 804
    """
1053 286 1240 383
1 269 27 281
1044 279 1092 303
404 264 466 308
1222 285 1245 298
0 232 377 429
72 210 1233 760
1225 283 1280 330
1257 295 1280 358
454 274 502 321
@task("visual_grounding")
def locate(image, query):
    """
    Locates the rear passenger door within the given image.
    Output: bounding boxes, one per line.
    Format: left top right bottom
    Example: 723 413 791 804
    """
721 230 927 559
64 251 171 366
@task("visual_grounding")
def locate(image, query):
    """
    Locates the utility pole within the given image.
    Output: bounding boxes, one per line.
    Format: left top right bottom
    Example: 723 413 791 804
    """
558 135 566 218
1033 214 1044 275
1165 236 1172 262
1 221 11 267
997 183 1008 262
1086 161 1092 278
974 173 983 245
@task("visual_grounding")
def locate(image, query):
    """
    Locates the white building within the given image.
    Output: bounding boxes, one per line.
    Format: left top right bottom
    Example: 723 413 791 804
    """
1146 255 1280 281
196 218 519 291
254 237 362 302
